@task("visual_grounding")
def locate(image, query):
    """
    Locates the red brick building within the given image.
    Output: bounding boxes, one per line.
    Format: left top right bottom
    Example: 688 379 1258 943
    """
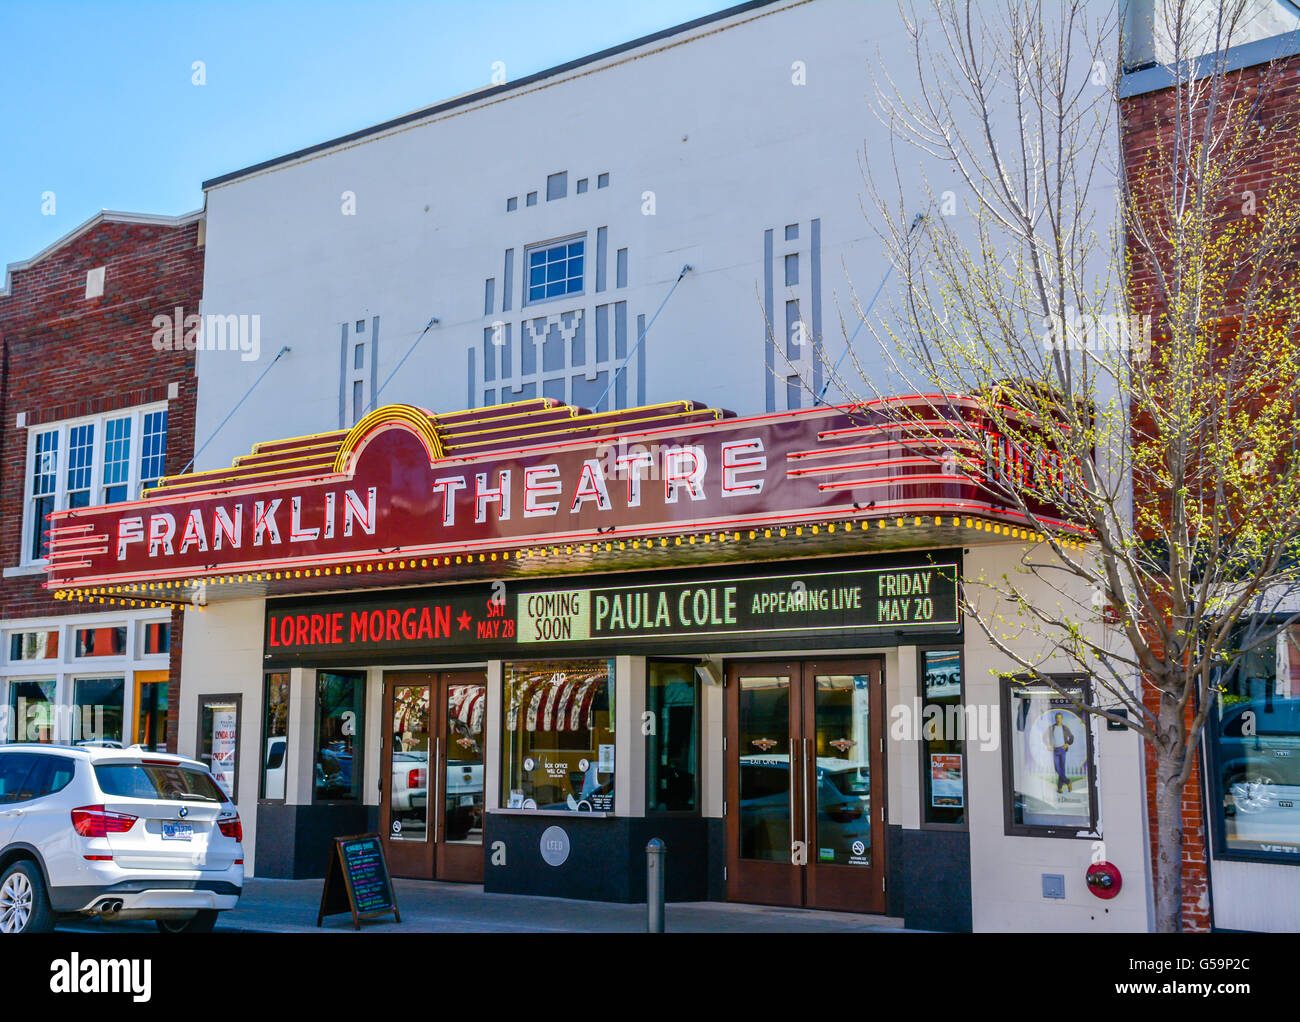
1120 19 1300 932
0 211 203 753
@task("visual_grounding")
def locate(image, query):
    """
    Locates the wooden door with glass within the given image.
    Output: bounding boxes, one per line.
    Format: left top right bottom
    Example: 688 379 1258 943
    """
380 670 487 882
724 658 886 913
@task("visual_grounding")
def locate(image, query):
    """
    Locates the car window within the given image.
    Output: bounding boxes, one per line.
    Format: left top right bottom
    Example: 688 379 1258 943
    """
0 753 39 804
21 755 76 800
94 762 229 803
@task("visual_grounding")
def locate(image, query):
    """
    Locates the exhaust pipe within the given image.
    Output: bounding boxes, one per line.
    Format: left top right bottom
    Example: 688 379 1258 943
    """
96 899 124 916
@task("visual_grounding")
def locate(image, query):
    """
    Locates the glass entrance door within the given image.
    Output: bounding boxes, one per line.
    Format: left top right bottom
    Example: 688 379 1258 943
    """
725 659 886 913
380 670 487 883
438 671 486 883
381 673 435 879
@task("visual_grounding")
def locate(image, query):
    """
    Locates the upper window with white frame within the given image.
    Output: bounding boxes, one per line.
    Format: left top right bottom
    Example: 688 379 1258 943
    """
22 404 168 564
526 236 585 304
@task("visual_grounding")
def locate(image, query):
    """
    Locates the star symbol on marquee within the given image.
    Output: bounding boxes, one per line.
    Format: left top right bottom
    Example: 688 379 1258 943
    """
457 611 473 631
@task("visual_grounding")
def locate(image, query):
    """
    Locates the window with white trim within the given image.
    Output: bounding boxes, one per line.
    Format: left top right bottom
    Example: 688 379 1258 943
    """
101 416 132 504
66 423 95 509
526 236 585 304
140 409 168 492
29 430 58 561
20 403 168 565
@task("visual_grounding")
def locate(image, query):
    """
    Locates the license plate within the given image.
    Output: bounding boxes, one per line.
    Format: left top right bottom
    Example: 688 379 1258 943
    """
161 822 194 841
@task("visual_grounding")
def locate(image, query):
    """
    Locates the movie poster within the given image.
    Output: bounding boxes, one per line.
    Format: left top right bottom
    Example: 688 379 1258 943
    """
930 753 964 807
1010 686 1092 828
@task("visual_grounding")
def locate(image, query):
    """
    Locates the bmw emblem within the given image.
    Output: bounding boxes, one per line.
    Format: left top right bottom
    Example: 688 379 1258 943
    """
178 806 189 818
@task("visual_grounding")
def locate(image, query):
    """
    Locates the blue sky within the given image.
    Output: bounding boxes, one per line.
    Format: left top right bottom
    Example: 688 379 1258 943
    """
0 0 737 268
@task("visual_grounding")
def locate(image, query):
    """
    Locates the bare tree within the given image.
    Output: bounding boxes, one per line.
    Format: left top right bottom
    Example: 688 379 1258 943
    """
796 0 1300 931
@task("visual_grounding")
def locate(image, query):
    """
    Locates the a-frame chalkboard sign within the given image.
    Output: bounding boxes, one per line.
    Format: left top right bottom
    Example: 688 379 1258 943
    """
317 833 401 929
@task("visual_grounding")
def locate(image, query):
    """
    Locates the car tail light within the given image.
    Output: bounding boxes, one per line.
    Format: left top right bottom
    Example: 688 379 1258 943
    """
72 805 137 837
218 813 242 842
409 768 426 789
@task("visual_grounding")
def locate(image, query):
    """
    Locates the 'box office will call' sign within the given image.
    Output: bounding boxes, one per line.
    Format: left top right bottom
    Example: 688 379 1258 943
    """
263 562 960 661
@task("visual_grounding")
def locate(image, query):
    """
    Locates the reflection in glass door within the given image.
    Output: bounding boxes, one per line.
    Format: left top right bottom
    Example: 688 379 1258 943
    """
382 674 435 879
391 684 432 842
726 659 885 914
804 668 883 911
737 674 794 861
439 673 486 883
727 664 801 907
381 670 487 883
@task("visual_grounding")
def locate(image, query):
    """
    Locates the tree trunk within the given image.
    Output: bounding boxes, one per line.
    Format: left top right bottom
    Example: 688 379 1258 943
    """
1153 735 1186 933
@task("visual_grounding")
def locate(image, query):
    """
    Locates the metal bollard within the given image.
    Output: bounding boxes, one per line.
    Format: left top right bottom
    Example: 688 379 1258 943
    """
646 838 666 932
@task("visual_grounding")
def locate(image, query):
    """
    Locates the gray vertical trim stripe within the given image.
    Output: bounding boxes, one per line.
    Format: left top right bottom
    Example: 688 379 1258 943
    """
811 218 822 398
615 301 627 409
637 313 646 407
595 304 609 363
369 316 380 413
503 249 514 312
483 328 496 382
468 347 476 408
338 324 348 428
595 226 608 293
763 228 775 412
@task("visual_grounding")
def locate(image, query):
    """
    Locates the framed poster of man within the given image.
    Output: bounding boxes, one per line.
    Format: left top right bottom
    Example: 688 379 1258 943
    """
1001 676 1099 837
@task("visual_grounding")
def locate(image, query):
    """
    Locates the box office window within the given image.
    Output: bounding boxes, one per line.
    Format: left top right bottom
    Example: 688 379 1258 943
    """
1210 623 1300 863
1001 677 1098 836
262 672 291 801
502 659 615 812
646 660 700 813
920 649 966 826
198 696 240 800
73 677 124 745
315 671 366 803
7 680 56 742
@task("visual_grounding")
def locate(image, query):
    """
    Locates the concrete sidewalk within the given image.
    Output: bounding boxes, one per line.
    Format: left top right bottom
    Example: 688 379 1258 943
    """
63 877 914 933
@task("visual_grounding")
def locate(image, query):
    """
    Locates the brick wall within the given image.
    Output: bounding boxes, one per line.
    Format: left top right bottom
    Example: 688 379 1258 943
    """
0 216 204 745
1121 54 1300 932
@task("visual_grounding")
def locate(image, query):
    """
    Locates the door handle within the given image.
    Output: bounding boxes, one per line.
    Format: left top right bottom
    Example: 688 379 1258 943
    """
802 738 812 847
788 738 797 848
433 736 441 839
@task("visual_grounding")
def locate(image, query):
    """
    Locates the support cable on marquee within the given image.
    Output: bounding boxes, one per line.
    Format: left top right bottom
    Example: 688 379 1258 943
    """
174 344 292 479
816 211 925 406
594 264 693 412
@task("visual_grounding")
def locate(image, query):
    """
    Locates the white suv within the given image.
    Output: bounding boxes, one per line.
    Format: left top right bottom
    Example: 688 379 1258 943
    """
0 744 243 933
